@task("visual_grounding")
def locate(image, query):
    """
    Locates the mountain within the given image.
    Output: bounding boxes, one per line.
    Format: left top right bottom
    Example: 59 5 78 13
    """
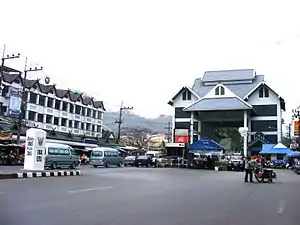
103 111 172 134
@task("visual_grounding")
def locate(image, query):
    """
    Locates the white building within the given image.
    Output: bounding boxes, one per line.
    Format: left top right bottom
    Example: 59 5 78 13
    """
168 69 286 155
0 67 105 140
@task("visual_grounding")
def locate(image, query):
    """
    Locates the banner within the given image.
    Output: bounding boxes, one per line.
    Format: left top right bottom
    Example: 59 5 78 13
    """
9 86 22 116
175 136 189 143
294 121 300 136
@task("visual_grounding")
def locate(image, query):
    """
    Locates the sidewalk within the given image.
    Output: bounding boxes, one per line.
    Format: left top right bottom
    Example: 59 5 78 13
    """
0 166 81 179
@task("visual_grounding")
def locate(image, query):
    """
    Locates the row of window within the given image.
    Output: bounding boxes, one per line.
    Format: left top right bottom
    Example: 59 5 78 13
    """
48 147 77 156
27 111 102 132
24 92 102 119
91 151 120 157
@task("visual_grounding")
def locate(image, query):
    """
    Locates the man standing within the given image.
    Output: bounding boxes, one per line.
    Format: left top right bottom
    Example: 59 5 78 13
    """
244 156 253 183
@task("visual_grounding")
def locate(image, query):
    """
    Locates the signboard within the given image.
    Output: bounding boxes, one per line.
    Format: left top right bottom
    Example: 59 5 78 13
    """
175 129 189 136
294 121 300 136
9 85 22 116
165 143 185 148
175 136 189 143
24 128 46 171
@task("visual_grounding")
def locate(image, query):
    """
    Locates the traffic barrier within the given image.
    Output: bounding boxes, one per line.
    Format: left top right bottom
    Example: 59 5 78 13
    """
0 170 81 179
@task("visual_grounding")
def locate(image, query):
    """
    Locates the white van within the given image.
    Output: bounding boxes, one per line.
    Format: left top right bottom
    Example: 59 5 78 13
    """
44 143 79 169
90 147 123 168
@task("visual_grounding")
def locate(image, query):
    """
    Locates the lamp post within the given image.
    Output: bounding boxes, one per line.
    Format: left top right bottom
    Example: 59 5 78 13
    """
0 44 21 113
239 127 249 157
16 57 44 145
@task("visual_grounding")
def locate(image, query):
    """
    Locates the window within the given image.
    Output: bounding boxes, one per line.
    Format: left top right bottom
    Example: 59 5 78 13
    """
74 121 79 129
61 118 67 126
182 91 186 100
259 86 269 98
215 86 225 96
62 102 68 111
54 117 59 125
97 112 103 120
29 93 37 104
187 91 191 100
59 148 69 155
93 110 97 118
37 114 44 122
46 115 52 124
70 148 77 156
47 98 53 108
81 107 86 116
81 123 85 130
55 100 61 110
75 105 81 114
97 125 102 132
87 108 91 117
48 147 59 155
69 104 74 113
86 123 91 130
182 90 192 101
69 120 73 128
39 95 45 106
28 111 36 121
92 151 103 157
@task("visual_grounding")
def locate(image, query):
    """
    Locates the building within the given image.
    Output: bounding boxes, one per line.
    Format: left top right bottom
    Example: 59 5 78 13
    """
168 69 285 154
0 66 112 147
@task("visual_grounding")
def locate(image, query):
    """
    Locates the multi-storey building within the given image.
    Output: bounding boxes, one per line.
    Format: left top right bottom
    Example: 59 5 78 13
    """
168 69 286 154
0 66 108 146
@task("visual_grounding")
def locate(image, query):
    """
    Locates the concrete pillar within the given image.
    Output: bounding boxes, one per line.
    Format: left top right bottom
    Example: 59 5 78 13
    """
45 96 48 107
247 117 251 142
277 102 282 143
198 120 201 140
243 110 248 157
36 94 39 105
190 112 194 144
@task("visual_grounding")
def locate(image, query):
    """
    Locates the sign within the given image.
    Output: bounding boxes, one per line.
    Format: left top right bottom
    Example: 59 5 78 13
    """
175 129 189 136
24 128 47 171
165 143 185 148
9 86 22 116
175 136 189 143
294 121 300 136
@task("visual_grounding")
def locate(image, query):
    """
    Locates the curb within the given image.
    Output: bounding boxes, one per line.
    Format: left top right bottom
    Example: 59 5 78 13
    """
0 170 81 179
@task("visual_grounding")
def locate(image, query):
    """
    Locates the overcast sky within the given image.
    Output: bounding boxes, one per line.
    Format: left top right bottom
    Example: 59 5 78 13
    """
1 0 299 125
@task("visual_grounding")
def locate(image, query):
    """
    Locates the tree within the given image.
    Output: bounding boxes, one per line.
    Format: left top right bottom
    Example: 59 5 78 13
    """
121 127 154 149
214 127 243 151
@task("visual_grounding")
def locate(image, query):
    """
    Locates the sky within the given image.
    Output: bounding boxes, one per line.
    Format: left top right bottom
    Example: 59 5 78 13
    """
1 0 300 126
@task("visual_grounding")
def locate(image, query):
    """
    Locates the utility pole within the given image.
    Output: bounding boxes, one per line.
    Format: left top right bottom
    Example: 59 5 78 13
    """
165 121 172 143
115 101 133 144
16 57 43 144
0 44 20 113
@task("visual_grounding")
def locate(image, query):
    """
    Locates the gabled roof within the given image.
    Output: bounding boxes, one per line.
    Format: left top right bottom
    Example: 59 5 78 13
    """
168 86 199 105
202 69 255 82
2 66 106 110
183 97 252 111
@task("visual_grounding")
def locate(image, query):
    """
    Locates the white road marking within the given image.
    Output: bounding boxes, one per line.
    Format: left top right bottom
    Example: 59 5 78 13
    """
68 186 113 194
277 199 285 215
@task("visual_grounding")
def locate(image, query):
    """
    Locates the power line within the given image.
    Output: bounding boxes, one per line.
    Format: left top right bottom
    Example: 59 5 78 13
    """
115 101 133 143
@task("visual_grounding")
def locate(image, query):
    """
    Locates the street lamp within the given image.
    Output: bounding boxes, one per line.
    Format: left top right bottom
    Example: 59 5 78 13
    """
238 127 249 157
16 57 46 145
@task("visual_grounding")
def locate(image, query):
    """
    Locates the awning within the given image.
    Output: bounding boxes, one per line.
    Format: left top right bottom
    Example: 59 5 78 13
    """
286 151 300 158
188 137 224 151
260 143 293 155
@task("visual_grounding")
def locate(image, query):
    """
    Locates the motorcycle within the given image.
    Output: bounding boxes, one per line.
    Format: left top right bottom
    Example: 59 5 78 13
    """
254 167 277 183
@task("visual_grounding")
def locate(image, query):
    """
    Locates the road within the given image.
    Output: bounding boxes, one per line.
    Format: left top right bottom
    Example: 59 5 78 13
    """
0 167 299 225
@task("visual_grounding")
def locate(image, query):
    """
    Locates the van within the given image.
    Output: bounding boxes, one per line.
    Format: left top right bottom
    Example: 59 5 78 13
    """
90 147 123 168
44 143 79 169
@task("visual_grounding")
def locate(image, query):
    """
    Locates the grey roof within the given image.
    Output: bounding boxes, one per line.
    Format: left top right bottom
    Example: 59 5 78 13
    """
183 97 252 111
202 69 255 82
192 75 264 99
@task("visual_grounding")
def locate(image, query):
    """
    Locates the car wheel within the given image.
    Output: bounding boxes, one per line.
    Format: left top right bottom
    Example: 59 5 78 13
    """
118 163 122 167
70 162 76 169
51 162 57 170
106 162 110 168
93 165 97 168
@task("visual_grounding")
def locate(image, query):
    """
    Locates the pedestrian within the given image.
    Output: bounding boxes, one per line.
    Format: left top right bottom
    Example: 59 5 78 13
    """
244 156 253 183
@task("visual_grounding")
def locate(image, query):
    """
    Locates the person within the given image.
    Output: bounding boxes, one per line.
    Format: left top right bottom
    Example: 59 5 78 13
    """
244 156 253 183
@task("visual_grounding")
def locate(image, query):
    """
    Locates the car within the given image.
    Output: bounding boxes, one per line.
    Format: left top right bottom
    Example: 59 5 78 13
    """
228 155 244 171
124 156 137 167
134 155 153 167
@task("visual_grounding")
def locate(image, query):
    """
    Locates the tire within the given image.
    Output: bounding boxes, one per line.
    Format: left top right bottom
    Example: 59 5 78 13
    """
106 162 110 168
117 163 122 168
272 171 277 179
93 165 97 168
70 162 76 169
124 163 127 167
51 162 57 170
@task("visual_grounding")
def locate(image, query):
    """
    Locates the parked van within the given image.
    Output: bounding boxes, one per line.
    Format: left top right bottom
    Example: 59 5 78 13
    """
44 143 79 169
90 147 123 168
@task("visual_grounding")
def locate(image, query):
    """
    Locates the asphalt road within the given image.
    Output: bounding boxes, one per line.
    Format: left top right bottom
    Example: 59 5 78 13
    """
0 167 299 225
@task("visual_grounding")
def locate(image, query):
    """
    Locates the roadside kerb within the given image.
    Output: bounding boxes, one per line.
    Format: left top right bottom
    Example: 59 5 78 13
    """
0 170 81 179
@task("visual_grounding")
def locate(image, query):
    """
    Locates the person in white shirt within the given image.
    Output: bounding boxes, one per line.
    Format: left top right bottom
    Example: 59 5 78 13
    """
244 156 253 183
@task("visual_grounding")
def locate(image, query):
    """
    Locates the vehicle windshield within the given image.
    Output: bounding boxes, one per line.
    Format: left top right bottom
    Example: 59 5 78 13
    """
125 156 136 160
91 151 103 157
138 156 148 159
231 156 242 160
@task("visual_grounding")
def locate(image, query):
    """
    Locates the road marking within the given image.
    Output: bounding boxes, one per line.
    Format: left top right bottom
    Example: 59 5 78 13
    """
277 200 285 215
68 186 113 194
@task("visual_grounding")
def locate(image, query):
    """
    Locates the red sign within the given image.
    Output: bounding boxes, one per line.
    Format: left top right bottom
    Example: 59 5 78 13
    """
175 136 189 143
